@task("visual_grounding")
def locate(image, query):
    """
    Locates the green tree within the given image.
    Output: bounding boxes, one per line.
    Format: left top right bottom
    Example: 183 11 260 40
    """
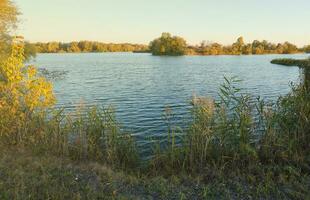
304 45 310 53
282 42 298 54
78 41 93 52
231 36 245 55
67 42 81 53
242 44 252 55
46 42 60 53
209 43 223 55
149 33 187 56
252 40 264 54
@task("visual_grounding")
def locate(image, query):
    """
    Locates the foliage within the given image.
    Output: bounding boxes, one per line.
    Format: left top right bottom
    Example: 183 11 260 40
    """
149 33 187 56
34 41 149 53
303 45 310 53
0 0 18 36
0 0 18 59
29 35 305 56
192 37 300 56
0 39 55 144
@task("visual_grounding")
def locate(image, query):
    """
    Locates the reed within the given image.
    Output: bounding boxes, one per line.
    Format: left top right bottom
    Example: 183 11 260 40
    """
0 106 140 171
149 77 310 178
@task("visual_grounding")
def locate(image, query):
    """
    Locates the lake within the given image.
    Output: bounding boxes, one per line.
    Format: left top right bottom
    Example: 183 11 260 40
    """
31 53 308 150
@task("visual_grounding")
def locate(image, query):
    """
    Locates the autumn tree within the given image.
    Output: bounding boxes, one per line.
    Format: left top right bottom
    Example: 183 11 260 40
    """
304 45 310 53
251 40 264 54
231 36 245 55
0 0 18 59
242 44 252 55
0 2 55 143
67 42 81 53
0 0 18 36
149 33 187 56
47 42 60 53
78 41 93 52
281 42 298 54
33 41 148 53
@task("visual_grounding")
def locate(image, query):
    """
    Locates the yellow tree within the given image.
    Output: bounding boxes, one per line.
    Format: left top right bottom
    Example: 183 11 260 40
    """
0 37 55 142
0 0 17 35
231 36 245 55
149 33 187 56
0 0 18 59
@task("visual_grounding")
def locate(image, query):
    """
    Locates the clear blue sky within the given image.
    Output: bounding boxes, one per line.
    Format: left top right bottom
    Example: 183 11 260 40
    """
15 0 310 46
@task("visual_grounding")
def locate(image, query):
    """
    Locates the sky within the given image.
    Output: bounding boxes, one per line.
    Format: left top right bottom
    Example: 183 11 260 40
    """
14 0 310 46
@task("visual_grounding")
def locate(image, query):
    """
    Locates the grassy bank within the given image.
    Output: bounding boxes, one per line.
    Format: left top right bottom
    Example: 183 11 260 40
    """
1 147 309 199
271 58 310 68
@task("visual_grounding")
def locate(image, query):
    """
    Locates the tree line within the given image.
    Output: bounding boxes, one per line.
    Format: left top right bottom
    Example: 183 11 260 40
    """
29 33 310 56
189 37 301 55
303 45 310 53
34 41 149 53
149 33 308 56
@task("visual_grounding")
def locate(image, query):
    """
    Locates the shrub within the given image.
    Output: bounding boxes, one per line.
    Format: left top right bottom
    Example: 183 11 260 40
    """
0 38 55 144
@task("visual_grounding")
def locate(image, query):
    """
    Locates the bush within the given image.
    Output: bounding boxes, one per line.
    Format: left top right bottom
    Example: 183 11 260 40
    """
0 38 55 144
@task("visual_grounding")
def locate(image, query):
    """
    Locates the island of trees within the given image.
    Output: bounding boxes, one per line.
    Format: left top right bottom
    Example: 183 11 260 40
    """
149 32 187 56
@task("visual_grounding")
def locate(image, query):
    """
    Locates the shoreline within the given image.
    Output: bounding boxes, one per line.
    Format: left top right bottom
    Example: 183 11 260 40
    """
35 51 309 56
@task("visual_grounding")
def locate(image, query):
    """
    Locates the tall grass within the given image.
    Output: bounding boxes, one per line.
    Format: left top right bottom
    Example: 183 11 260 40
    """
271 58 310 68
149 77 310 175
0 106 140 171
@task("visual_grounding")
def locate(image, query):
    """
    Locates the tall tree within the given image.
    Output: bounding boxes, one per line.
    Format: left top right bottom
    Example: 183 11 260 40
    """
231 36 245 55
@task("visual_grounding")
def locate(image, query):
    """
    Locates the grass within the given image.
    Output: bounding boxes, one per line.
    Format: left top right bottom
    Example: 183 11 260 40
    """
1 148 309 199
271 58 310 68
0 77 309 199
